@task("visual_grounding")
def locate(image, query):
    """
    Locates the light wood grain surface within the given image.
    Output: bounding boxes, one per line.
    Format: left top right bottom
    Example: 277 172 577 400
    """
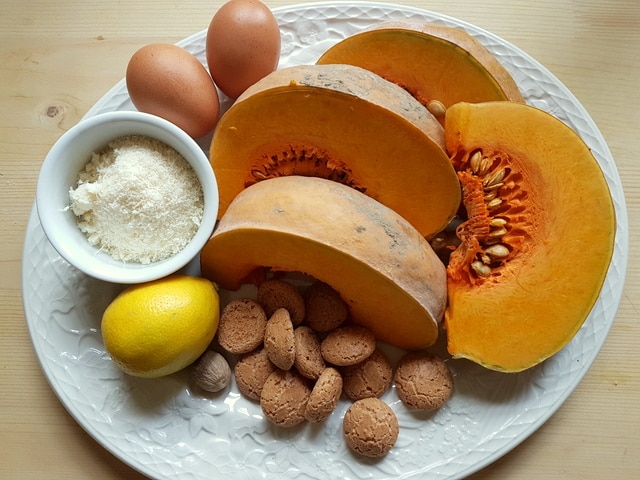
2 1 639 478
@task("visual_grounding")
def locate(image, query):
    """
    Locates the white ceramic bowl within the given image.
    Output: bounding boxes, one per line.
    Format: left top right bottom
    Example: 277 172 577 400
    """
36 111 219 284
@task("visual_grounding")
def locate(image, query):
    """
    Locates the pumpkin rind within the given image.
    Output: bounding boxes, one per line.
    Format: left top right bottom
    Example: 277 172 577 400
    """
444 102 615 372
209 64 460 239
200 176 447 350
316 21 524 122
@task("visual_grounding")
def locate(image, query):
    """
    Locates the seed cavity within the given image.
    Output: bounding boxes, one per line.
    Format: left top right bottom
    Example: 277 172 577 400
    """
246 145 364 193
454 154 519 280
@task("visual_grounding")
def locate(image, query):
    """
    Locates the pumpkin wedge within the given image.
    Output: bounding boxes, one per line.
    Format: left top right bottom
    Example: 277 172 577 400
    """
209 64 460 239
317 21 523 123
444 102 615 372
200 176 447 350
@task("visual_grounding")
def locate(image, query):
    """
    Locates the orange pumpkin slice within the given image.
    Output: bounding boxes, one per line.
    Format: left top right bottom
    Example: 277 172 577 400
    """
444 102 615 372
200 176 447 350
317 21 524 124
209 63 460 239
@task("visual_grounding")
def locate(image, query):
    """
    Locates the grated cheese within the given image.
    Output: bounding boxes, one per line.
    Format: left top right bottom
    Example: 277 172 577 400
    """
69 135 204 264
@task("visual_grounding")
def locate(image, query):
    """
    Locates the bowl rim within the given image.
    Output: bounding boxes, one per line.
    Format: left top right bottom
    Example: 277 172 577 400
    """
36 110 218 284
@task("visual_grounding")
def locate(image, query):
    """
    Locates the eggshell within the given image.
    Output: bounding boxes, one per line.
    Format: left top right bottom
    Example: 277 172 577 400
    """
206 0 281 99
126 43 220 138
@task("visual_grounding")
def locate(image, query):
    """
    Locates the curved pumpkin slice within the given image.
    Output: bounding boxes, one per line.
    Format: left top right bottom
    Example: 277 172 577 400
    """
317 21 523 123
444 102 615 372
200 176 447 350
209 64 460 239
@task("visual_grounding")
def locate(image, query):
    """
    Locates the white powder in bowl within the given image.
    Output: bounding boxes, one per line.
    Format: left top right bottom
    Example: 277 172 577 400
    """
69 135 204 264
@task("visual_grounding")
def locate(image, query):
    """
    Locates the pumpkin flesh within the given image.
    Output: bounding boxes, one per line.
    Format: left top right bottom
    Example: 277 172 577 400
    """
200 176 447 350
444 102 615 372
210 64 460 239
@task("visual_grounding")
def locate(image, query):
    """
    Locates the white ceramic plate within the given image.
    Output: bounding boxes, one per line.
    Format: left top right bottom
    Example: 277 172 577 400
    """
23 2 628 479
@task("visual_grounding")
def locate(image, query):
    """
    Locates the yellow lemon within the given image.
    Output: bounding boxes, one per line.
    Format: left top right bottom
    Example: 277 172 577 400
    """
101 274 219 378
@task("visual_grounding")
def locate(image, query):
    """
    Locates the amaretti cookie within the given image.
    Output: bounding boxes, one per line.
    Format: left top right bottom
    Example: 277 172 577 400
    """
217 298 267 355
342 348 393 401
294 326 326 380
394 352 453 411
304 367 343 423
304 281 348 332
260 369 312 427
343 397 399 458
257 279 306 326
263 308 296 370
234 348 277 401
321 325 376 366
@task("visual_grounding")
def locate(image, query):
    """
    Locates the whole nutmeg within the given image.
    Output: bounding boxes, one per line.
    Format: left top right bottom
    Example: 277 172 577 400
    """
192 350 231 393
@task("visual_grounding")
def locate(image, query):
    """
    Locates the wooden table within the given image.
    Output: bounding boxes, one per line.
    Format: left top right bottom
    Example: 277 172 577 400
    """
2 1 638 478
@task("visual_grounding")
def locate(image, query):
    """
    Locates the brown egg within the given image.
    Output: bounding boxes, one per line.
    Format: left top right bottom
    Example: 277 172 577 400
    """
126 43 220 138
206 0 281 99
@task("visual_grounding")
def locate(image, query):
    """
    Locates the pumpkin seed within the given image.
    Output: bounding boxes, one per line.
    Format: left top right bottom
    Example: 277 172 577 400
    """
489 227 508 238
485 244 510 258
478 157 492 176
487 198 503 209
427 99 447 118
484 190 497 202
490 217 507 227
251 169 269 180
484 182 504 191
469 150 482 173
483 167 507 187
471 261 491 276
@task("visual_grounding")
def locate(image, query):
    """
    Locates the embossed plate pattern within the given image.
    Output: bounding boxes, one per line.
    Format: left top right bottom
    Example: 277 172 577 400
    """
23 2 628 479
